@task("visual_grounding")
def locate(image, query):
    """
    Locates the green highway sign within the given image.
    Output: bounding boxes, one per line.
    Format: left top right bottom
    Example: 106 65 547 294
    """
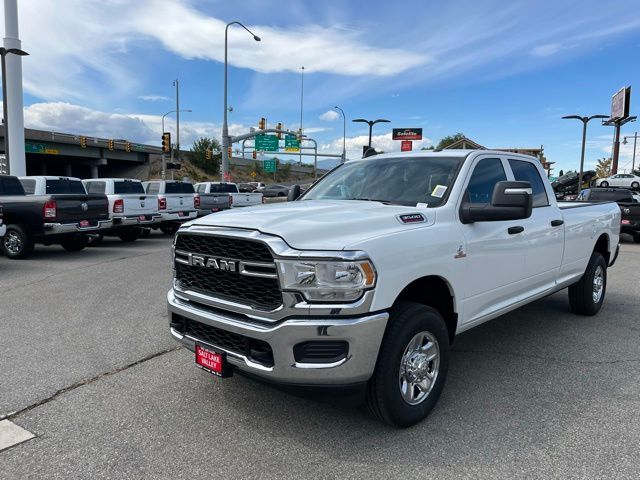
255 134 279 152
284 134 300 152
263 159 277 173
25 142 47 153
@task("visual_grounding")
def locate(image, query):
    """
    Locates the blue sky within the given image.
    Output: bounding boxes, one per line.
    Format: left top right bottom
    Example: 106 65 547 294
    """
4 0 640 173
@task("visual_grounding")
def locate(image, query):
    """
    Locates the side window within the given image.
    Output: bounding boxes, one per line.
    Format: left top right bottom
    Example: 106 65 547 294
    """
20 179 36 194
465 158 507 204
86 181 105 194
508 159 549 208
146 182 160 194
195 184 206 193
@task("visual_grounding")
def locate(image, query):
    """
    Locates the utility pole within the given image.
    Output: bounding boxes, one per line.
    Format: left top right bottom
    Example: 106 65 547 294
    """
174 79 180 176
623 133 638 173
299 66 304 165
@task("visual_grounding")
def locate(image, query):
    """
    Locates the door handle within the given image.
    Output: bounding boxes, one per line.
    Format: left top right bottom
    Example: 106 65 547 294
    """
508 226 524 234
551 219 564 227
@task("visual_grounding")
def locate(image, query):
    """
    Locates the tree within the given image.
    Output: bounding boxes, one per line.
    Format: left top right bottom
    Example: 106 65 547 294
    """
595 157 612 178
191 137 221 175
435 133 466 151
421 145 435 151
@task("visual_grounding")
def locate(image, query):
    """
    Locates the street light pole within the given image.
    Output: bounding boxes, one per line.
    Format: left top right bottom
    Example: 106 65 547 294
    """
333 106 346 162
299 66 304 165
352 118 391 152
161 108 192 180
623 133 638 173
222 21 261 182
562 114 608 191
174 79 180 179
0 46 28 174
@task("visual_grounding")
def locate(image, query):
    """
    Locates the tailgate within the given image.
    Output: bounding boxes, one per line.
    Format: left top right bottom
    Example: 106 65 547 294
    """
201 194 230 208
165 194 194 212
50 194 109 222
121 195 157 216
620 203 640 222
231 193 262 206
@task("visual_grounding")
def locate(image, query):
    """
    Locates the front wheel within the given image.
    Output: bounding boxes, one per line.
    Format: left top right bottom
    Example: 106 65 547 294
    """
116 227 140 242
366 302 450 427
599 181 609 188
60 236 89 252
631 181 639 190
568 251 607 315
2 225 35 259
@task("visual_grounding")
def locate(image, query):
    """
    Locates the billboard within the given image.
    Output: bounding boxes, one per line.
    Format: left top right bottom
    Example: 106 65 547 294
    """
392 128 422 141
610 86 631 120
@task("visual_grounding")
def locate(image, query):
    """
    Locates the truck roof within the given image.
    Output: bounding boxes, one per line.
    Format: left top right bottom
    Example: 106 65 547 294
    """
19 175 83 181
83 178 142 182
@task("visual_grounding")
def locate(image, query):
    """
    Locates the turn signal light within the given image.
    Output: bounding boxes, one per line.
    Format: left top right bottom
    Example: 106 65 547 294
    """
113 199 124 213
43 200 57 219
158 197 167 210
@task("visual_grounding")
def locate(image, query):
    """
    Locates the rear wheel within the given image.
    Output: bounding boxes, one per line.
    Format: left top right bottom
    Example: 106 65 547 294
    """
2 225 35 259
159 223 179 235
568 251 607 315
366 302 449 427
60 236 89 252
116 227 140 243
631 181 639 190
140 228 151 238
600 181 609 188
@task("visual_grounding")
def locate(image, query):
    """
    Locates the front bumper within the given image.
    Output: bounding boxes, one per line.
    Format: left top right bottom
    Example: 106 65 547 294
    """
167 289 388 385
113 214 163 227
160 211 197 222
43 218 113 235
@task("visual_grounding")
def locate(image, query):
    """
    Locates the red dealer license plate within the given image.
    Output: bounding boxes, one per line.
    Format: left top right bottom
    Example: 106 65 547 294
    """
139 215 146 221
195 345 230 377
79 220 90 227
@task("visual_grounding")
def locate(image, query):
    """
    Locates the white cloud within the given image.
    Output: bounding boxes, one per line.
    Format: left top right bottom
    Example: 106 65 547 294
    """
320 132 433 161
304 127 330 134
138 95 171 102
530 43 561 57
319 110 339 121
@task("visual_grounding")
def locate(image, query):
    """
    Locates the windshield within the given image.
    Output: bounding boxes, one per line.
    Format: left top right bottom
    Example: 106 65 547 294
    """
301 156 463 207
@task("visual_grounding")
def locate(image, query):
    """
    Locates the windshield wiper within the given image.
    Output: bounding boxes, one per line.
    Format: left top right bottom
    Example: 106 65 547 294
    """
349 197 393 205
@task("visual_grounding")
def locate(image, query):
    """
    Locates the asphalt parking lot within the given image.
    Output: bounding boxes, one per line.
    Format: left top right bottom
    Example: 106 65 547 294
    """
1 233 639 479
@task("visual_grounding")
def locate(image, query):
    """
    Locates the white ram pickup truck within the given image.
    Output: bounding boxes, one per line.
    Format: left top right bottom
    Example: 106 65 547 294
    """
168 150 620 427
82 178 162 242
142 180 198 235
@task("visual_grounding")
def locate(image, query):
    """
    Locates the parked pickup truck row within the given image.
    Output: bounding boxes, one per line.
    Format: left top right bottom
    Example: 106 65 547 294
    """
168 150 621 427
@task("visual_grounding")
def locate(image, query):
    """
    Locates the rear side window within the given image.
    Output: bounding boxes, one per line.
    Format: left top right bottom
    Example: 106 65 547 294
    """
85 181 106 194
0 176 26 195
508 159 549 208
195 184 207 193
165 182 195 194
114 181 145 194
46 179 86 194
145 183 160 195
209 184 237 193
465 158 507 204
20 179 36 194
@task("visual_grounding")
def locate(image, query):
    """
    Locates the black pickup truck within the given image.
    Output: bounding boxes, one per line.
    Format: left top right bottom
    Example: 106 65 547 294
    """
0 175 112 258
578 188 640 242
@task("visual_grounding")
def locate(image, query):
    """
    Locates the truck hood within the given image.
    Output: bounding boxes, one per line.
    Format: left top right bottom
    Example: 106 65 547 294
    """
189 200 434 250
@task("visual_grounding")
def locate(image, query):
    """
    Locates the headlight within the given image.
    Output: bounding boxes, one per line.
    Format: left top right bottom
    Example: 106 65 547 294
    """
276 259 376 302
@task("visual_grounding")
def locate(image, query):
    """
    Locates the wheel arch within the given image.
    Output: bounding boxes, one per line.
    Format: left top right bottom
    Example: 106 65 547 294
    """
394 275 458 343
593 233 610 265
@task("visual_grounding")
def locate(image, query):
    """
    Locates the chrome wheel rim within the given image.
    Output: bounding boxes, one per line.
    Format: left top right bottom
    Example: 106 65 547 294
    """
593 265 604 304
4 231 22 254
398 331 440 405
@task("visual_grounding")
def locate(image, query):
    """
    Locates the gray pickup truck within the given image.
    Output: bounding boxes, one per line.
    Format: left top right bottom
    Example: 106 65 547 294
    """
194 183 231 217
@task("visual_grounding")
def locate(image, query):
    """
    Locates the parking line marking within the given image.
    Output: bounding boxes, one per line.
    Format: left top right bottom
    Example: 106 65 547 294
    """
0 420 35 452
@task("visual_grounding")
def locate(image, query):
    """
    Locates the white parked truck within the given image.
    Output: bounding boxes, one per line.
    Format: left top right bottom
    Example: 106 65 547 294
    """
142 180 197 235
168 150 620 427
194 182 264 210
82 178 162 242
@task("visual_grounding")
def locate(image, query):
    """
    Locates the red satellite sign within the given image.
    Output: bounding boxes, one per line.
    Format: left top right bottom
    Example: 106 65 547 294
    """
610 86 631 120
393 128 422 141
401 140 412 152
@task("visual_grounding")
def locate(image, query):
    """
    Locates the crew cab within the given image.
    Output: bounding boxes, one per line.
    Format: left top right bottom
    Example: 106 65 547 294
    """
142 180 197 235
167 151 620 427
193 182 264 212
82 178 162 242
579 188 640 242
1 175 111 258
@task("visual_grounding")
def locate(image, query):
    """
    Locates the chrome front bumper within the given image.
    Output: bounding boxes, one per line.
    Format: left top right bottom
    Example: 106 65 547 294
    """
167 289 388 385
43 218 113 234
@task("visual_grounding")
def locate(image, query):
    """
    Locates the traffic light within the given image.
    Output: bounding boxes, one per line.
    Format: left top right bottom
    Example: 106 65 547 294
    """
161 132 171 153
125 142 131 152
108 139 114 151
258 117 266 130
79 136 87 148
252 150 257 160
276 122 283 139
296 128 303 141
227 147 232 159
205 148 212 160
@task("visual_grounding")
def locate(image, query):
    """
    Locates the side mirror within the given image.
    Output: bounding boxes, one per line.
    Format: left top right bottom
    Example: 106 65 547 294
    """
287 184 301 201
460 181 533 224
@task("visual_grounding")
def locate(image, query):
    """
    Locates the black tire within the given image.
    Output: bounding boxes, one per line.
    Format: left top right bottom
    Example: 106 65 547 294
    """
600 181 609 188
2 225 35 259
116 227 140 243
60 236 89 252
631 181 639 190
366 302 450 427
140 228 151 238
88 233 104 247
568 251 607 316
159 223 179 235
